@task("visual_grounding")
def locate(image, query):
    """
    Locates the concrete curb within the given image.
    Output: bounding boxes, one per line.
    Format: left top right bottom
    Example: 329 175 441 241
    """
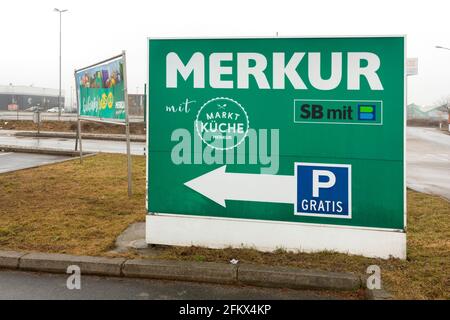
0 145 93 157
0 251 27 269
365 288 393 300
19 253 125 277
238 264 361 291
0 250 364 292
123 259 238 285
13 131 146 143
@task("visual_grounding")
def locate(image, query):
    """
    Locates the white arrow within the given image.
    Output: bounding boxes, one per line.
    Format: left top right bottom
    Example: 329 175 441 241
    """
184 165 296 207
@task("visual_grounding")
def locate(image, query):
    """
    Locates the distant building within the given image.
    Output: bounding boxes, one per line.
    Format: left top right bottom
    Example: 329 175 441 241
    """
0 85 65 111
407 103 427 120
128 94 145 116
422 105 448 121
407 103 447 121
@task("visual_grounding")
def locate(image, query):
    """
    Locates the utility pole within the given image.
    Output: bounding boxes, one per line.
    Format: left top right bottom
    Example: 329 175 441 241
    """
54 8 68 120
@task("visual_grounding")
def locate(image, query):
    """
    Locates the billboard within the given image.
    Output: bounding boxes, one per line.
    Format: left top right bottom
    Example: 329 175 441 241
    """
75 55 126 121
147 36 406 259
74 52 133 197
406 58 418 76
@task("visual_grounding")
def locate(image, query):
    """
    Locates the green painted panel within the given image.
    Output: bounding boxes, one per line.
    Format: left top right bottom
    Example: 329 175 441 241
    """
148 37 405 230
76 57 126 120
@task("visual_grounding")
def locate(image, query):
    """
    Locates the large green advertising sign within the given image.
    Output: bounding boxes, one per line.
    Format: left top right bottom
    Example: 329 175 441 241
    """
76 56 126 121
147 37 406 258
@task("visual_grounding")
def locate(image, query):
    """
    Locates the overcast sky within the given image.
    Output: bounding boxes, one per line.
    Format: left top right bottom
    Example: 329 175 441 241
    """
1 0 449 106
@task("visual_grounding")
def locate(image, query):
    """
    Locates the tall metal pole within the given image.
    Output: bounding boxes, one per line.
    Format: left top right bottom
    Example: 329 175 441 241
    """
58 11 61 120
74 70 83 162
55 8 68 120
122 51 133 197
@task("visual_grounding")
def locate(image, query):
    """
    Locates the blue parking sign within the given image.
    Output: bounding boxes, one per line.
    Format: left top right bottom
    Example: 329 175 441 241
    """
295 163 352 218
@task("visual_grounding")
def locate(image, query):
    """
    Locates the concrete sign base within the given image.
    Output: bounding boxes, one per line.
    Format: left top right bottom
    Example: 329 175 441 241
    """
147 215 406 260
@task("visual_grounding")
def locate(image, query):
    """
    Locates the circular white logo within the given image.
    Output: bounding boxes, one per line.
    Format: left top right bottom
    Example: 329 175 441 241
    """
195 97 249 150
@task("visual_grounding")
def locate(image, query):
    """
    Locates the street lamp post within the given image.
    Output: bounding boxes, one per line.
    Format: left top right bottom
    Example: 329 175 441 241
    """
54 8 68 120
436 45 450 51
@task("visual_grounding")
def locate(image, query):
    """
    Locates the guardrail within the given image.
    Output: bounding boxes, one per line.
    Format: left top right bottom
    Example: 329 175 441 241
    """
0 112 144 123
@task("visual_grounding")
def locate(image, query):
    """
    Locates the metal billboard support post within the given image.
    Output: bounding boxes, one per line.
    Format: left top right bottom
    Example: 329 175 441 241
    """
78 117 83 163
122 51 133 197
74 70 83 163
75 123 78 151
72 76 81 152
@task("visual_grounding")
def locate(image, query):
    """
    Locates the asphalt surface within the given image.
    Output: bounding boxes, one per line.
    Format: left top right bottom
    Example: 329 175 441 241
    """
0 270 352 300
407 127 450 200
0 152 70 174
0 111 144 123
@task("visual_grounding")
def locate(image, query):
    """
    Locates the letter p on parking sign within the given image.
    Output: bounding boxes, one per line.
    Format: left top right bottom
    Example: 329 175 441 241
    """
295 163 352 219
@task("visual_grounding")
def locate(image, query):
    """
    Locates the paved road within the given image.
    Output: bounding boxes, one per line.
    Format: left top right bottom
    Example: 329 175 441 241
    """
0 270 351 300
0 133 145 155
407 127 450 200
0 111 144 123
0 152 70 174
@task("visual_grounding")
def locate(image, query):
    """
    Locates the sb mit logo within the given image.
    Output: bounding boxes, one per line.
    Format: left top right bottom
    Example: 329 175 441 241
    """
358 104 376 121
